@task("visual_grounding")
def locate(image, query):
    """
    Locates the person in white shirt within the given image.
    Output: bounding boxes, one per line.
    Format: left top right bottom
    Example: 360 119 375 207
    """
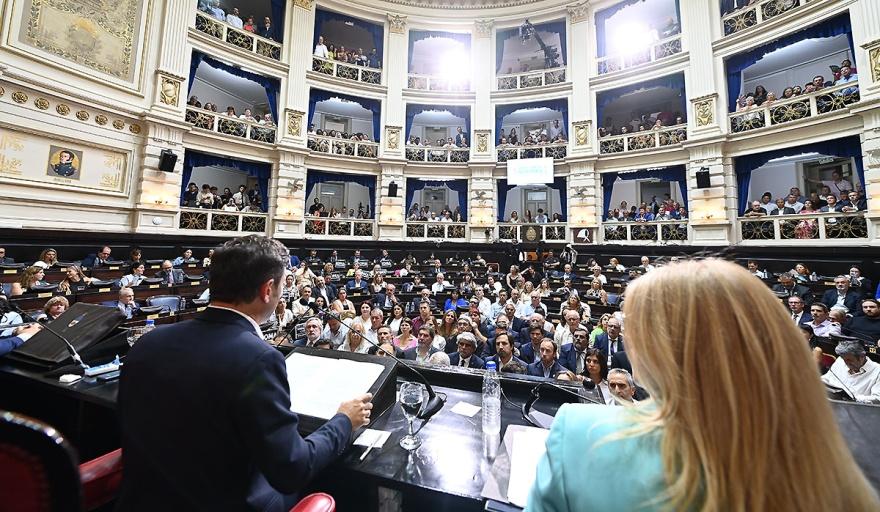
589 266 607 285
313 35 329 59
473 288 492 318
821 341 880 403
339 322 370 354
808 303 841 337
554 309 587 347
783 193 804 214
226 7 243 29
321 315 348 349
639 256 655 272
289 286 314 316
431 273 450 295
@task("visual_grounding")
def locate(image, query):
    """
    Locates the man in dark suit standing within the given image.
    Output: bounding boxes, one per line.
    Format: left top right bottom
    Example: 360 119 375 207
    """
526 339 565 378
821 275 863 314
117 235 373 511
447 332 484 368
594 316 624 358
771 273 813 305
155 260 186 285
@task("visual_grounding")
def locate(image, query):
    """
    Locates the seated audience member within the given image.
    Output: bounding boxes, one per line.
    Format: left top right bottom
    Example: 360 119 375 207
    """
843 298 880 343
821 340 880 403
431 273 451 295
819 194 843 213
290 286 315 317
841 190 867 212
346 270 368 293
527 339 565 378
559 328 591 374
746 260 768 279
258 17 274 39
771 272 813 304
848 266 873 297
426 351 451 367
392 317 416 349
368 341 401 359
807 303 841 338
321 315 348 349
37 296 69 322
119 262 147 288
81 246 113 268
291 317 323 348
554 310 587 347
607 368 638 403
242 15 256 32
116 287 140 319
788 296 811 325
767 198 795 216
338 322 370 354
448 332 484 369
57 264 94 294
155 260 186 285
11 266 49 296
272 300 295 331
594 316 624 357
782 193 804 213
403 325 440 363
443 289 468 312
821 276 862 314
744 201 767 217
32 248 59 269
0 247 13 264
172 249 198 267
484 332 526 371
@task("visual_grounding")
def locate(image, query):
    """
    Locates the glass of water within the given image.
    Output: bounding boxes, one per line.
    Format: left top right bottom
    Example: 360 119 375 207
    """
399 381 425 450
126 326 146 347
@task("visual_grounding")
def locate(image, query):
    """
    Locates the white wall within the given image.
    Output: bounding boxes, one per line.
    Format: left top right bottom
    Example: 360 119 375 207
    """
747 161 801 202
605 180 683 213
190 166 253 195
305 180 373 215
503 185 563 219
501 112 563 140
312 112 372 136
189 78 269 116
410 186 461 212
742 48 851 97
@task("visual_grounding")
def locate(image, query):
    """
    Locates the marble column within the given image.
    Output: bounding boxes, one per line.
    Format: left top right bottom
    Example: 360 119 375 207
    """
281 0 317 145
382 14 408 160
471 19 494 162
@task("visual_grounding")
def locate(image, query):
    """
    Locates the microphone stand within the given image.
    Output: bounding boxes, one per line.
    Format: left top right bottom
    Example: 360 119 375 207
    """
521 380 604 428
5 318 90 370
315 305 446 426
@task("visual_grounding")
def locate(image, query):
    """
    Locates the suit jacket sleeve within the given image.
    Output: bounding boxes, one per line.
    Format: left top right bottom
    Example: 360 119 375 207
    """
235 349 353 494
0 335 25 357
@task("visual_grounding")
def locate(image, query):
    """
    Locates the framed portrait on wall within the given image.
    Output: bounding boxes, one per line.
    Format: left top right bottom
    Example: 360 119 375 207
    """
46 146 83 180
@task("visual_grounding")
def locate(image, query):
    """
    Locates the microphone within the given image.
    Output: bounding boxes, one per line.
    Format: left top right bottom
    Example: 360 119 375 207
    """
521 380 604 428
316 305 446 422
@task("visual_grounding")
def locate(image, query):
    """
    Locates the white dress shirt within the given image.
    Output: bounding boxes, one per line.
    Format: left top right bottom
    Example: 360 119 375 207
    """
226 14 243 28
314 43 329 58
810 319 841 337
821 358 880 403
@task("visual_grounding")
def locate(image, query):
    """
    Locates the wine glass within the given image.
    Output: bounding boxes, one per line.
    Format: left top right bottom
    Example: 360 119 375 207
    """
399 381 425 450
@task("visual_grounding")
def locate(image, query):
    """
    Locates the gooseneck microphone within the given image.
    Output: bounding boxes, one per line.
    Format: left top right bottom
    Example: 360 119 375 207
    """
314 305 446 422
3 315 90 370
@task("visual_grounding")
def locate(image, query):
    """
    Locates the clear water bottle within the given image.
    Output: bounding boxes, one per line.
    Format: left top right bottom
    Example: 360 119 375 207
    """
140 319 156 339
482 360 501 436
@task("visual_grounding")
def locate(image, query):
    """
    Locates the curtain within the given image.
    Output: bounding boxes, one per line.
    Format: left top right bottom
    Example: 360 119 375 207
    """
312 8 384 65
596 72 686 125
495 19 567 73
270 0 285 42
306 170 377 218
405 179 469 220
600 165 687 215
408 30 472 72
724 12 854 111
734 135 864 214
187 52 205 94
182 150 272 212
307 88 382 141
191 51 281 121
404 104 471 140
496 179 517 221
495 98 569 143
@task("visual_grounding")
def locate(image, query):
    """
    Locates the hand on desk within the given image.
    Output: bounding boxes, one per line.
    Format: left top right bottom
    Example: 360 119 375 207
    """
15 324 42 339
338 393 374 429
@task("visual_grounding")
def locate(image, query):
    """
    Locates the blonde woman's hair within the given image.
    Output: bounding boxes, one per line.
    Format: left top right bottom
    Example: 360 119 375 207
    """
621 259 878 511
18 266 43 288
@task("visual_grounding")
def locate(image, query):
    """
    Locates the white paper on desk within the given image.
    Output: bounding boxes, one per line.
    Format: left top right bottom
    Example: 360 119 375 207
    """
354 429 391 448
507 427 550 508
450 401 481 417
286 353 385 419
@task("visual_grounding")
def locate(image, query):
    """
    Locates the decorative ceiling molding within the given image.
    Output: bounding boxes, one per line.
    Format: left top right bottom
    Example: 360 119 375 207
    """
382 0 545 10
567 1 590 23
474 19 494 38
388 14 408 34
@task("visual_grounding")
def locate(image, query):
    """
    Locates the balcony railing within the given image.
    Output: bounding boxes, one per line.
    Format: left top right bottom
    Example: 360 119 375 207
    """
598 124 687 155
497 67 566 90
194 12 281 61
597 34 682 75
307 134 379 158
311 56 381 85
602 220 689 243
496 223 567 242
405 146 470 163
722 0 810 36
304 218 376 238
738 212 867 241
178 208 268 233
185 107 277 143
407 73 470 92
405 222 468 240
729 82 859 134
496 143 568 162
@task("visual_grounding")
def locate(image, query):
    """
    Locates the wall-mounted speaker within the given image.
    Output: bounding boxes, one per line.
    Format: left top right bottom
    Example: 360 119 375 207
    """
158 149 177 173
388 181 398 197
696 168 710 189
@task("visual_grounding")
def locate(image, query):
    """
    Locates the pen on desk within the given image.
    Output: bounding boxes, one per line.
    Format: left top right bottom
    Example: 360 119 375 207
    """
360 436 379 461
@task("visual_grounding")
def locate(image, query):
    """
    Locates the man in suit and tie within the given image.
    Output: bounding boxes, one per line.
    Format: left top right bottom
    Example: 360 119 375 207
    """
0 247 13 264
81 246 112 268
448 332 484 369
314 275 337 305
594 316 624 358
346 269 368 293
117 235 373 511
821 275 863 314
155 260 186 285
788 296 812 325
454 126 468 147
559 327 591 374
559 263 577 282
292 317 324 348
116 287 140 319
527 339 565 378
374 283 400 309
771 273 813 305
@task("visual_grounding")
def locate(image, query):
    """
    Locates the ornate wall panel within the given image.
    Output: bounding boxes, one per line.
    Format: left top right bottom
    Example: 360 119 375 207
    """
9 0 150 90
0 127 129 195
